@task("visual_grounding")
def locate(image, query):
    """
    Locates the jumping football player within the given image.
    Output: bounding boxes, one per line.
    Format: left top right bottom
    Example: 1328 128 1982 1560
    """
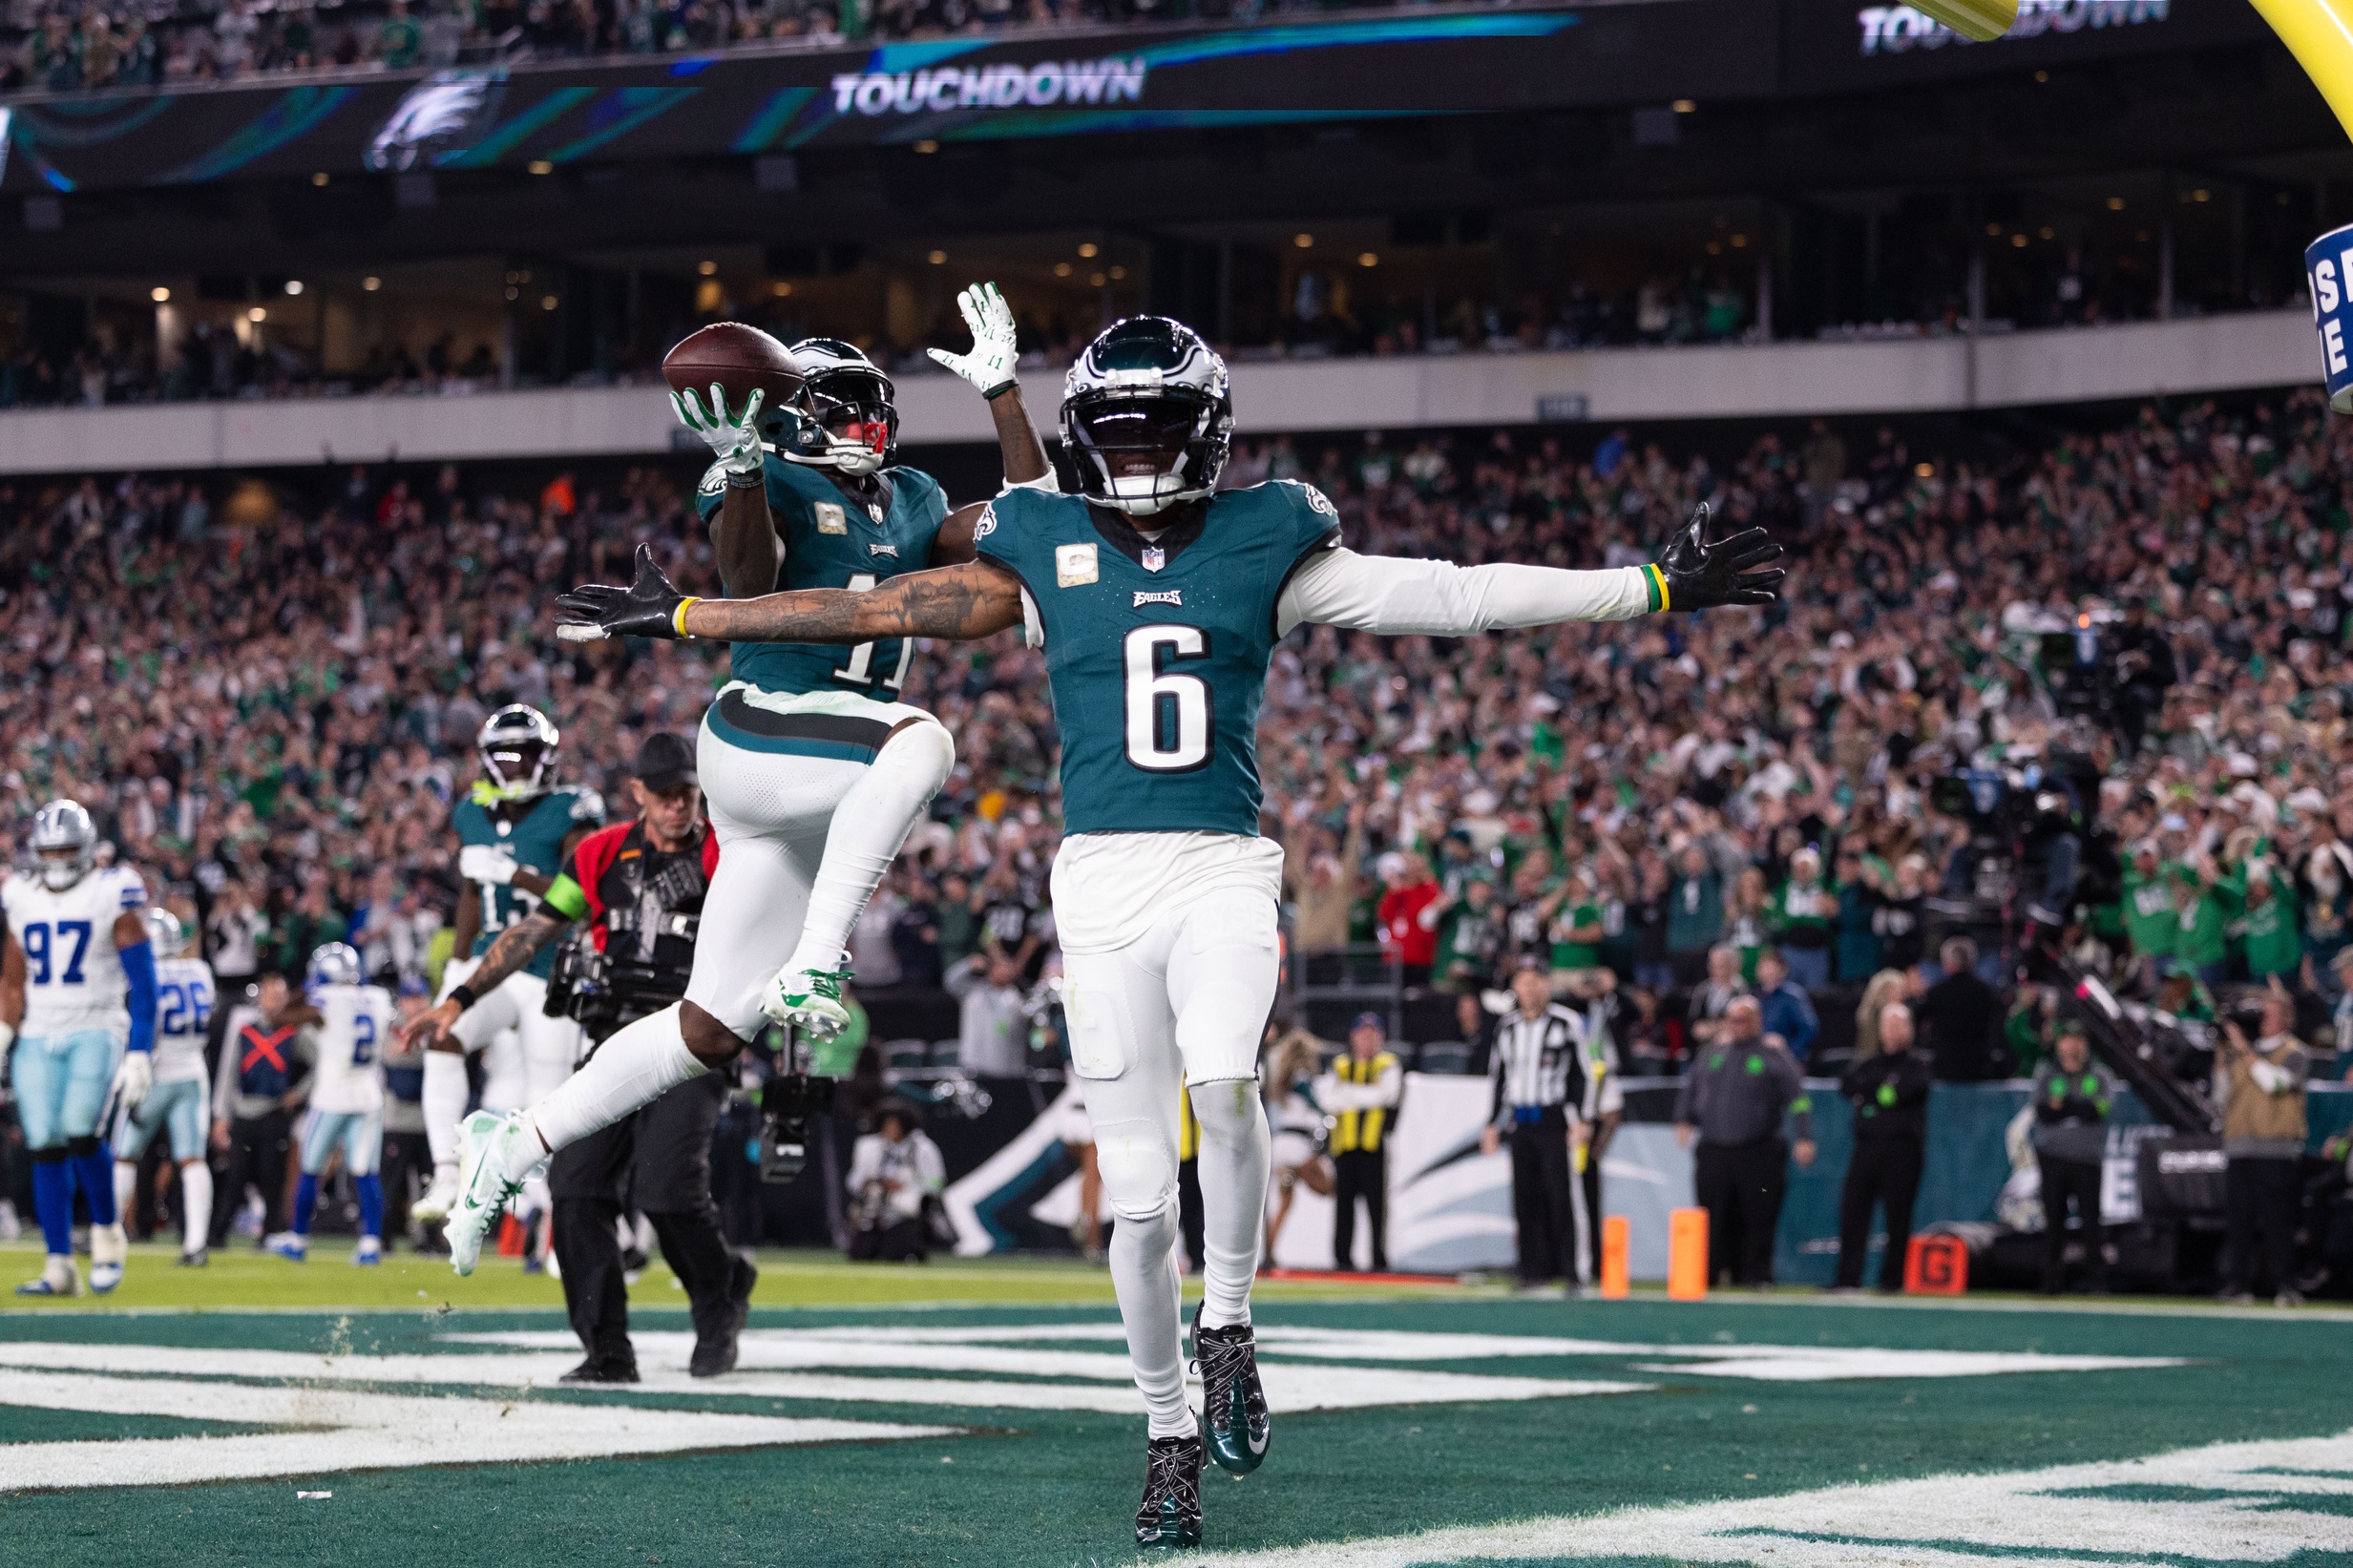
432 285 1054 1276
412 705 604 1225
550 315 1785 1548
270 944 395 1264
1 800 158 1296
110 908 216 1266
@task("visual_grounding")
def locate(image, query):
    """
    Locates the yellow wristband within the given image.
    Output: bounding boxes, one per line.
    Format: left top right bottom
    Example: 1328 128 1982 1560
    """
673 596 701 637
1645 562 1670 612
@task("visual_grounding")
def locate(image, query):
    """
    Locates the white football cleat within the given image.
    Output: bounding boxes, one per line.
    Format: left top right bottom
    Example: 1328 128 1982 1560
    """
88 1223 127 1293
263 1232 307 1262
412 1164 461 1224
15 1255 79 1297
351 1236 383 1266
759 964 852 1039
447 1112 540 1277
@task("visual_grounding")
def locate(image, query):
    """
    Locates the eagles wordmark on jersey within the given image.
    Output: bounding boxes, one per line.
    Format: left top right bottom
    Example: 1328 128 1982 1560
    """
696 453 948 700
973 478 1338 837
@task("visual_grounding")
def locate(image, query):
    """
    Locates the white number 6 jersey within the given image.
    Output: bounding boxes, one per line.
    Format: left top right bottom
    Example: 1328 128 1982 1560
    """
1 867 147 1037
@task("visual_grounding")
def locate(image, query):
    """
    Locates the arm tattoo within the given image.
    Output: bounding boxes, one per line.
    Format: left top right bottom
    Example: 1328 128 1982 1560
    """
686 562 1022 643
467 911 571 996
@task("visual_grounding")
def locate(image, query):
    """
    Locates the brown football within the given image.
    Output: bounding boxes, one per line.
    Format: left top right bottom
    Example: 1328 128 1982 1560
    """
662 322 805 416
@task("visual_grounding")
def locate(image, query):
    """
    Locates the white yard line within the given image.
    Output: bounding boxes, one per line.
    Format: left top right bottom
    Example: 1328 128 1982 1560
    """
1192 1431 2353 1567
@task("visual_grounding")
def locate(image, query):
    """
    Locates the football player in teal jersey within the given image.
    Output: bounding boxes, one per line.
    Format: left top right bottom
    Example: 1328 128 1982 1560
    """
552 315 1782 1547
411 704 604 1226
432 285 1053 1278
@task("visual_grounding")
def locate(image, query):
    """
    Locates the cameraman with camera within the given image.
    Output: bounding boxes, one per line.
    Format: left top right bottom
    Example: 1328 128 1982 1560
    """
400 733 752 1380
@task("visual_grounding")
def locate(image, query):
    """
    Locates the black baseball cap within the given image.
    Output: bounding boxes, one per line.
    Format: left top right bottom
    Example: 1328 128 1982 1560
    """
635 732 698 793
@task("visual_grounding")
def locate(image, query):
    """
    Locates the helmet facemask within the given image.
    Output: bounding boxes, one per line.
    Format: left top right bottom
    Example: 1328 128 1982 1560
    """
1065 387 1227 516
786 347 903 479
36 846 91 892
474 705 559 805
30 799 96 891
785 357 898 476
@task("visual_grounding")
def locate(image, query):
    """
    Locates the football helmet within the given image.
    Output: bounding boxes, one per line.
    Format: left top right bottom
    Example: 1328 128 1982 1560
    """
1061 316 1231 516
144 907 188 957
29 799 97 891
782 339 897 476
475 704 559 804
307 942 363 989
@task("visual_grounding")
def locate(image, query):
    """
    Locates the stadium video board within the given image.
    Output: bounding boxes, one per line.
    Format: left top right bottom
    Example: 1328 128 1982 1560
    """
0 0 2279 196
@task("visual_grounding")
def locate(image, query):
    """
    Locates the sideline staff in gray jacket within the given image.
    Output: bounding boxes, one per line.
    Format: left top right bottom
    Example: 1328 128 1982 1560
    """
1673 996 1815 1286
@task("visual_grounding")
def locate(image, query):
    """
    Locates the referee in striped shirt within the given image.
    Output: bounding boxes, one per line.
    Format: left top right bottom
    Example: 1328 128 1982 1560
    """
1480 958 1588 1290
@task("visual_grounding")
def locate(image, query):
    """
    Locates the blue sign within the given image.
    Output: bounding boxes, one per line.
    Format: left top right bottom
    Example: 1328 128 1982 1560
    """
2305 222 2353 413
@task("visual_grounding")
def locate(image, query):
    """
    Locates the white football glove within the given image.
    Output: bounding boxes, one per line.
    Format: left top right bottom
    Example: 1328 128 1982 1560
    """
113 1049 153 1111
458 844 519 886
927 282 1019 398
671 382 767 477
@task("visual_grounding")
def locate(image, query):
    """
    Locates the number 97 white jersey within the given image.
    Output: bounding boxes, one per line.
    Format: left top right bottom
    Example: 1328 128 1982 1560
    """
1 867 148 1036
307 983 393 1115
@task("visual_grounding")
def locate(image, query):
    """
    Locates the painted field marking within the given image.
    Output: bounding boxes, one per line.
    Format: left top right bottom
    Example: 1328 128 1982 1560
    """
0 1368 953 1493
1192 1430 2353 1567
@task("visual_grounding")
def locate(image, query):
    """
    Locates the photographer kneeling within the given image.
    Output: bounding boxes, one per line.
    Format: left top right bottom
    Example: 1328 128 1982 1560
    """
847 1098 946 1262
401 734 753 1380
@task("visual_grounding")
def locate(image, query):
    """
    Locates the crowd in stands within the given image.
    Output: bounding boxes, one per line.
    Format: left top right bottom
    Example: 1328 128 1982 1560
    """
0 0 1431 95
5 389 2353 1100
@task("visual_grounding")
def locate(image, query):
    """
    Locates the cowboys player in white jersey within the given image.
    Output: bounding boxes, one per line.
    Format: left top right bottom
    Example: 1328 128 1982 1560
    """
109 908 216 1266
1 800 158 1296
550 315 1784 1547
433 285 1051 1276
272 943 395 1264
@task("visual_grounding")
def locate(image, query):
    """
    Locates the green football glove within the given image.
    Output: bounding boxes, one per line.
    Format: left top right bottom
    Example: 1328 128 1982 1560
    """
671 382 766 477
1650 503 1785 611
557 544 695 642
925 281 1020 399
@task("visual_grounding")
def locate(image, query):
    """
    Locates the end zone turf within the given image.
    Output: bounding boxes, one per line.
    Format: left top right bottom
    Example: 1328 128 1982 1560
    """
4 1241 2350 1567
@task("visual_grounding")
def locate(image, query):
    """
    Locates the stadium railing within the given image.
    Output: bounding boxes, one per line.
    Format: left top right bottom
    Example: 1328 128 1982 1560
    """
0 308 2318 474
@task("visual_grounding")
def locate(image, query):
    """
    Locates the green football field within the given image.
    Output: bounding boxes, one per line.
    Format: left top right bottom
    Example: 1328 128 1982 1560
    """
4 1239 2351 1567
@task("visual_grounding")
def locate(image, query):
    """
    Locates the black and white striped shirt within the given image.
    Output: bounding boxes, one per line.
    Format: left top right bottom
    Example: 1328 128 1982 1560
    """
1488 1003 1589 1129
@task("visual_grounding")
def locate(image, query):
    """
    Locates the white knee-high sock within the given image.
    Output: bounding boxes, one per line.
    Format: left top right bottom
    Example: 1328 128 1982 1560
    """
422 1049 470 1171
177 1160 212 1253
1107 1194 1191 1439
112 1162 137 1230
1188 1077 1270 1330
529 1003 704 1154
782 721 954 978
1093 1113 1192 1440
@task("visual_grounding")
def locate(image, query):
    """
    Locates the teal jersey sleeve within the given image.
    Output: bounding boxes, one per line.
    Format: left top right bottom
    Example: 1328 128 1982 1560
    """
975 483 1323 837
696 455 948 699
456 786 603 976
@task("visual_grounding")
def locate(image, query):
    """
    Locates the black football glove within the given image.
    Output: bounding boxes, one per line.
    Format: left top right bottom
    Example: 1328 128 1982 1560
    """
1654 503 1785 610
557 544 695 642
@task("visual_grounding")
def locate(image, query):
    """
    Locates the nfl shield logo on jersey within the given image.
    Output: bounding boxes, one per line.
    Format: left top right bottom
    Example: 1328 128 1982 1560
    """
1142 547 1166 573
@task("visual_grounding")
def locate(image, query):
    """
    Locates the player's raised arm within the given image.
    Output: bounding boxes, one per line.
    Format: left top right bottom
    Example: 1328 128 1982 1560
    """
1278 503 1784 638
678 384 782 598
927 282 1054 493
557 544 1023 645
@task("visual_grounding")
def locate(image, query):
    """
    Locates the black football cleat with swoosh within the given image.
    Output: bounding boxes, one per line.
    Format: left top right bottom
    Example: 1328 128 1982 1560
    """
1191 1308 1271 1477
